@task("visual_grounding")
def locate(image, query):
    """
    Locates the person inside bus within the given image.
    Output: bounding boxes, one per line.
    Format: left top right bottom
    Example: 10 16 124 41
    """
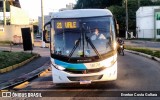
91 28 106 40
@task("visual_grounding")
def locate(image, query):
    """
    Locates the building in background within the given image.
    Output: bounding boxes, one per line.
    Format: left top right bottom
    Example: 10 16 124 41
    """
59 3 75 11
0 0 21 25
38 13 52 34
10 5 29 25
0 0 29 25
0 0 33 42
38 3 75 33
0 0 21 11
136 6 160 39
30 19 38 25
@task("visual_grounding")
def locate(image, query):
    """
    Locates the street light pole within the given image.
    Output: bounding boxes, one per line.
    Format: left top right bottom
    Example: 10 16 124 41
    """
138 0 140 7
125 0 128 39
3 0 6 25
41 0 45 47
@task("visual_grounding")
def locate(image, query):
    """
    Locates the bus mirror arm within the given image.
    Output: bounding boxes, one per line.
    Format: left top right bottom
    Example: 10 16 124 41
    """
107 37 111 43
113 17 119 37
44 21 51 29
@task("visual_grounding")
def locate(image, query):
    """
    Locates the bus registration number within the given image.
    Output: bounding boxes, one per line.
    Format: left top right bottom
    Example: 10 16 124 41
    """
80 80 91 84
90 63 101 68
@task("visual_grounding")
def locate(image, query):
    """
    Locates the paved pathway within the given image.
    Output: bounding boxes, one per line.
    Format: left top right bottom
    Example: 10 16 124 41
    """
125 40 160 51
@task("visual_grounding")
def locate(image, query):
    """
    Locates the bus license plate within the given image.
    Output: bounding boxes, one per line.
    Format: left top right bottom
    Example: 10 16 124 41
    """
80 80 91 84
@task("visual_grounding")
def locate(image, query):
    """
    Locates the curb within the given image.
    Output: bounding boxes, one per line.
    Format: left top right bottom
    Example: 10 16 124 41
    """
0 61 50 90
0 54 40 74
125 49 160 63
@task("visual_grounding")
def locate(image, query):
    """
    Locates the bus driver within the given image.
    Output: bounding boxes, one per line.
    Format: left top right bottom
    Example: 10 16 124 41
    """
91 28 106 40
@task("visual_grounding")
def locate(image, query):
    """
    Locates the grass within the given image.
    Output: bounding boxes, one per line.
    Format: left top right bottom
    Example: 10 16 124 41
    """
0 52 35 69
125 46 160 58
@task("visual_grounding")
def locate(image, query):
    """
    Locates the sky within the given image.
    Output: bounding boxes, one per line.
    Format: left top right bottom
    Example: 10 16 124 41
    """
19 0 76 19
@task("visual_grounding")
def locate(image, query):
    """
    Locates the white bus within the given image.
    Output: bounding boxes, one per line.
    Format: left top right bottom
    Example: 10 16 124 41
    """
44 9 118 84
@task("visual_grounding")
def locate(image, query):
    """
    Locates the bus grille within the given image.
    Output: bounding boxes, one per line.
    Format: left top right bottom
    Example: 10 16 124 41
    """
67 75 103 81
64 67 106 74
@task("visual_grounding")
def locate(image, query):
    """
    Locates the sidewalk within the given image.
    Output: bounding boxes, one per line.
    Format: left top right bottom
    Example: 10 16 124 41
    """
124 40 160 51
0 41 50 89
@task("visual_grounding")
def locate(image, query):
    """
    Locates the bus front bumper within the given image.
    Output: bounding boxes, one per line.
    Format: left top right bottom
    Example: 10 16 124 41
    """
51 61 117 84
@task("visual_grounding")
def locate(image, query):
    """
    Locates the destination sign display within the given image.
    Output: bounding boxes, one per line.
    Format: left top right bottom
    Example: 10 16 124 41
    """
54 19 79 29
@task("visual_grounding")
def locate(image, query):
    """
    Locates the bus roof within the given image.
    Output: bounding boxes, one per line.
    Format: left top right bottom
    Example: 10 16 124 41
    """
52 9 113 19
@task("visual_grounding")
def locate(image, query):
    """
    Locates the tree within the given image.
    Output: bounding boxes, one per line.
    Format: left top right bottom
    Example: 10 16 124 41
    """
74 0 122 9
74 0 159 37
127 0 138 30
140 0 153 6
153 0 160 6
108 6 125 36
125 0 154 31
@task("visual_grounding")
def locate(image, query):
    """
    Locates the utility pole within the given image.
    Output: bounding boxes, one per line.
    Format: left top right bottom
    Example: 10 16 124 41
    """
3 0 6 25
125 0 128 39
138 0 140 8
41 0 45 47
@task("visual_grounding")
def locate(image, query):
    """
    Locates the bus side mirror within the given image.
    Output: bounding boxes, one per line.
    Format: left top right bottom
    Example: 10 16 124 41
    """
114 18 119 37
116 24 119 37
43 30 50 43
107 37 111 45
43 21 51 43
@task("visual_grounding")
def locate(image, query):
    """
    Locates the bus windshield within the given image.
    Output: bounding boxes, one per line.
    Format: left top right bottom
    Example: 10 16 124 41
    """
52 16 115 59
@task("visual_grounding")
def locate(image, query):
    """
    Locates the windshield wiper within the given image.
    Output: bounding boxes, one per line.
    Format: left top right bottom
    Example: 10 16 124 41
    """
85 35 102 59
68 38 81 61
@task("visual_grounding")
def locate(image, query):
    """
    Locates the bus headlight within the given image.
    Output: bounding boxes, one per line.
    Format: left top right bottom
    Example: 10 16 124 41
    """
52 63 66 71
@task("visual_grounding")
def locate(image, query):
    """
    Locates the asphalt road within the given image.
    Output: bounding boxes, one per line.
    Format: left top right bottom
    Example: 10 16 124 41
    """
10 52 160 100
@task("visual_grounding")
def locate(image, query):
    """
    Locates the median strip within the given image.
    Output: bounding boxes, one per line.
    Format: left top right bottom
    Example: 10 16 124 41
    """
0 52 40 74
125 46 160 63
